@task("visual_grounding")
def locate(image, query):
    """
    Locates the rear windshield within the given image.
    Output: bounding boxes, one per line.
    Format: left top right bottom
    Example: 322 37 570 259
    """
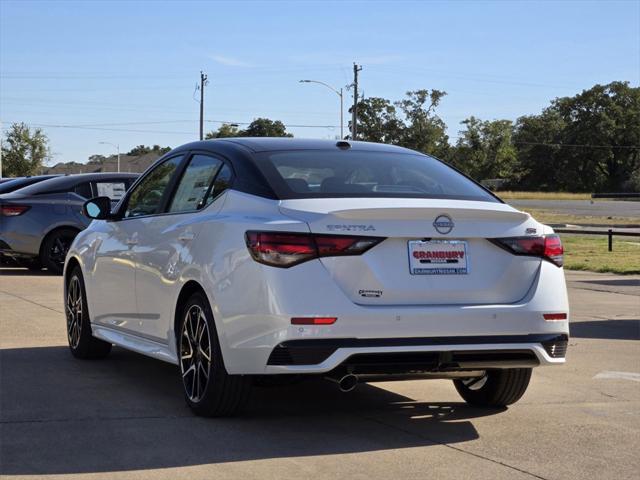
253 150 499 202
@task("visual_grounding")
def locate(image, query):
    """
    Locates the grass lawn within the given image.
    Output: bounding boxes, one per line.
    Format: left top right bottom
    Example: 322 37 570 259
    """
496 191 593 200
523 208 639 227
560 234 640 275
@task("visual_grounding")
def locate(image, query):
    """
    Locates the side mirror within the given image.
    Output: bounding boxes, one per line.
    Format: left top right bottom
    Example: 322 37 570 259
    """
82 196 114 220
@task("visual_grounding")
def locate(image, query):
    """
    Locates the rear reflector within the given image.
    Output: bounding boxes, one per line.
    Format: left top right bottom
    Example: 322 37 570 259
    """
543 313 568 321
491 234 564 267
0 205 30 217
291 317 337 325
246 231 384 268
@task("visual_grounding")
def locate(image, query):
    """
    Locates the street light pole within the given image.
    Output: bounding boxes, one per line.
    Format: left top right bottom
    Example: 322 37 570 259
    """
98 141 120 172
299 80 344 139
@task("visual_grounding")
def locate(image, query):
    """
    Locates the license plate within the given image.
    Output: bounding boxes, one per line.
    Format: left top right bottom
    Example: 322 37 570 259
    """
408 240 468 275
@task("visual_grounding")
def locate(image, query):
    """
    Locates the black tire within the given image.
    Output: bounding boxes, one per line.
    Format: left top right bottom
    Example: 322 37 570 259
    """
178 292 251 417
66 266 112 359
453 368 532 407
42 228 78 275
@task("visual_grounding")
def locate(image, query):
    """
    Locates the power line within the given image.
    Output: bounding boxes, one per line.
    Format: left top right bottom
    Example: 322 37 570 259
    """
2 120 342 134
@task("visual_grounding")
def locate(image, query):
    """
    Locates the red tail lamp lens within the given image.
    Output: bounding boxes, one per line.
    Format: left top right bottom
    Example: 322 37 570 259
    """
1 205 30 216
492 234 564 267
543 313 568 321
291 317 337 325
543 235 564 267
246 231 383 268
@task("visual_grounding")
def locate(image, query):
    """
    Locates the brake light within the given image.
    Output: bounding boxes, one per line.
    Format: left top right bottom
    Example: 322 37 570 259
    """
0 205 30 216
543 313 567 321
491 234 563 267
245 231 384 268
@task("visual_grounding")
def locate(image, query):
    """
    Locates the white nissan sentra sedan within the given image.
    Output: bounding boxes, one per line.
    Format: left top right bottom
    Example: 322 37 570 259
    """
64 138 569 416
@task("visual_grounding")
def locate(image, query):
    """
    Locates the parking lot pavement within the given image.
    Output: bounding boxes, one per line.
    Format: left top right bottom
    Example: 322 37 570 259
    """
1 269 638 480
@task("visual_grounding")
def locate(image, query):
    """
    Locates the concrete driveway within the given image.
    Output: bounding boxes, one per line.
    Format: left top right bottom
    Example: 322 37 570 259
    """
1 269 638 480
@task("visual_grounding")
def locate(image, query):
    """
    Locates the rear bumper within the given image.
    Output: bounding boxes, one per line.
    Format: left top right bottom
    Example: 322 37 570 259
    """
209 247 569 375
0 239 38 262
264 334 567 374
0 228 41 257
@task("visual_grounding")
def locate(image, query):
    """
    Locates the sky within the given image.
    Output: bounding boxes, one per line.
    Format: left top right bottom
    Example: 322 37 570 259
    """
1 0 639 165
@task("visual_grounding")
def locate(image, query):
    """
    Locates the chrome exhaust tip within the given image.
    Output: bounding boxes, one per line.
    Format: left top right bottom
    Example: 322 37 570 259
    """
325 373 358 392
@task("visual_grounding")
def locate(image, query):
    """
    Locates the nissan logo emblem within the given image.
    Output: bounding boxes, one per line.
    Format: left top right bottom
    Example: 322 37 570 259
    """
433 214 454 234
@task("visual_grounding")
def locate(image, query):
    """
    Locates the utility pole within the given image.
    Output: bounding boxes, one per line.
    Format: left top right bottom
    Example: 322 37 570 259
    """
199 71 208 140
351 63 362 140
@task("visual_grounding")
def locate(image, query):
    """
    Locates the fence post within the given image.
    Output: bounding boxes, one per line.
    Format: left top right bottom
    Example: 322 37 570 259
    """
608 229 613 252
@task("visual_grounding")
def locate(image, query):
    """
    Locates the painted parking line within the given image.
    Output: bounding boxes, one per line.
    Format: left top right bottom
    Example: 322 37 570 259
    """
593 371 640 382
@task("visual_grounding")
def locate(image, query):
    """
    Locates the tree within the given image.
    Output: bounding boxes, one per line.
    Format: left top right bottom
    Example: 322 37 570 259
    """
243 118 292 137
512 111 566 190
351 90 450 159
1 122 50 177
205 123 242 139
452 117 517 181
513 81 640 192
205 118 292 139
395 89 450 159
126 145 171 156
350 97 405 144
552 81 640 191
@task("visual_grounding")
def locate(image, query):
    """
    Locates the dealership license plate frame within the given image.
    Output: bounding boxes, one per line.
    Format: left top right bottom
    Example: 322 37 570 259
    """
408 239 469 275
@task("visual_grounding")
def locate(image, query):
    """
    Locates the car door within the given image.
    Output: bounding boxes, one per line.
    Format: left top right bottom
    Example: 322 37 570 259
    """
89 155 184 338
134 153 232 342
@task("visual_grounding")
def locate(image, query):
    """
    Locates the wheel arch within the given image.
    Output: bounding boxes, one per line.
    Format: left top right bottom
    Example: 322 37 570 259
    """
64 255 81 281
174 280 209 342
39 225 82 260
63 256 82 302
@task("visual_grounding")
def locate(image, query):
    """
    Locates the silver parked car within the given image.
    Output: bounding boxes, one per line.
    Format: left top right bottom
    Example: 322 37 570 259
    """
0 173 137 273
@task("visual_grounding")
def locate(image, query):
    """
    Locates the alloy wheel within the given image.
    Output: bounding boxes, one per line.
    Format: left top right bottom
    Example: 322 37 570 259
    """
66 276 82 348
180 305 212 402
461 372 488 391
49 234 74 267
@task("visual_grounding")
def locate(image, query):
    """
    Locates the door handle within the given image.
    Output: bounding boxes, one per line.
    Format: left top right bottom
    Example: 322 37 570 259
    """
178 232 195 242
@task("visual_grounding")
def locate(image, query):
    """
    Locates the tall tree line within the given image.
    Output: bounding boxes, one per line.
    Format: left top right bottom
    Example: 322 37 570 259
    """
350 81 640 192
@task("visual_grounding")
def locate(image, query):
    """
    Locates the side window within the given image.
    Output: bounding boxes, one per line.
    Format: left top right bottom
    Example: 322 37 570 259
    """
94 181 127 202
168 155 222 213
73 182 93 199
125 156 183 218
202 163 233 209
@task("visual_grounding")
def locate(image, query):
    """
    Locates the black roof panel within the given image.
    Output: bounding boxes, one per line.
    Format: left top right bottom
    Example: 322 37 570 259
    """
173 138 416 154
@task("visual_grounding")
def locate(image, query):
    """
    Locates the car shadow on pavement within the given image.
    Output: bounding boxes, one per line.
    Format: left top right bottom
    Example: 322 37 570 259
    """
570 319 640 340
0 345 502 475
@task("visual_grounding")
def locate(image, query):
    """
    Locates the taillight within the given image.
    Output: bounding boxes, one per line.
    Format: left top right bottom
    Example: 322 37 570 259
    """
245 231 384 268
543 235 564 266
491 234 563 267
0 205 31 216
